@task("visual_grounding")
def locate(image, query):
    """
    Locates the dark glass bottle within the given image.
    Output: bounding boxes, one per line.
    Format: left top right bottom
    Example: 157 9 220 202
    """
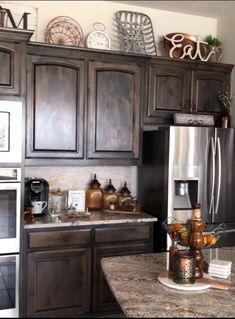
187 202 205 279
85 174 103 211
168 231 179 279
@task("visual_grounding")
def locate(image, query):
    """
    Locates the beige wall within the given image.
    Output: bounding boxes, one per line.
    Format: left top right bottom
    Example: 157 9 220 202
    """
217 15 235 126
25 166 137 196
3 0 217 53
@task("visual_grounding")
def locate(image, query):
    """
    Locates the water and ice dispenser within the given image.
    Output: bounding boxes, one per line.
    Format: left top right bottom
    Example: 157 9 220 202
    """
173 180 198 221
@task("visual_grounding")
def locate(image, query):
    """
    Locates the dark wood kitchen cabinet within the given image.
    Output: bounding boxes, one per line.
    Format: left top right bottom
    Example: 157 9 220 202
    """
87 60 141 161
92 225 152 314
25 44 143 165
0 29 33 96
23 222 154 317
27 248 91 317
24 228 91 317
26 52 85 159
144 58 233 125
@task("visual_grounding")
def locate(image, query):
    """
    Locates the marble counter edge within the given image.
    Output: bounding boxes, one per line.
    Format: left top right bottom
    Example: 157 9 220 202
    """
24 216 158 229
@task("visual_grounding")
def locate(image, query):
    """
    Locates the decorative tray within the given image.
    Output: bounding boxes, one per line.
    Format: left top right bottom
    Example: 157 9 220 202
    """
173 113 215 126
114 10 157 55
59 211 91 221
102 208 140 214
158 271 231 291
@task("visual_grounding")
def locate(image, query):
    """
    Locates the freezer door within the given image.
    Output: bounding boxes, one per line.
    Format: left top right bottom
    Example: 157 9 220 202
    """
214 128 235 223
169 126 214 223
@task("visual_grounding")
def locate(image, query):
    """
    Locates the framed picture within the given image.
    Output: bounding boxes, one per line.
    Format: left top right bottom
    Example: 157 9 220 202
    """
0 111 10 151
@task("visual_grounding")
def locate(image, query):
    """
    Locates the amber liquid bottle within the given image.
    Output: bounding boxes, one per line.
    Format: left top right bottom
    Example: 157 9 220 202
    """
187 203 205 279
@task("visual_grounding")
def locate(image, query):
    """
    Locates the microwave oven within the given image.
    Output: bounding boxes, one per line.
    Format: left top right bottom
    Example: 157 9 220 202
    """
0 101 22 163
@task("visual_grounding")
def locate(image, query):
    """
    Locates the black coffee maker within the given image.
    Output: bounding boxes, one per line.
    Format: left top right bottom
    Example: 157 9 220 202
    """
24 177 49 216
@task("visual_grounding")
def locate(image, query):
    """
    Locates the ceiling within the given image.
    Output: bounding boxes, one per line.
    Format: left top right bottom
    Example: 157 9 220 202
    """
111 1 234 19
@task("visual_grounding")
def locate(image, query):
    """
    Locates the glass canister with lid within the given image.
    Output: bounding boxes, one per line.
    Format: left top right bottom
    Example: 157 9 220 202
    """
85 174 103 211
50 188 67 214
103 179 119 210
118 182 132 207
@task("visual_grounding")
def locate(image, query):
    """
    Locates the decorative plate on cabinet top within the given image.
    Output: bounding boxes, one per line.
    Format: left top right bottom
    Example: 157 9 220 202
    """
44 16 84 47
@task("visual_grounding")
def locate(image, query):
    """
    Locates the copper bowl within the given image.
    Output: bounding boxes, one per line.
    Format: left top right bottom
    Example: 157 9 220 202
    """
163 32 206 59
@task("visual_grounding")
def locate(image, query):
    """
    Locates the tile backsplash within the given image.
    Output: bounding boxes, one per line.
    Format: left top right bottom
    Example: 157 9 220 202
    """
24 166 137 196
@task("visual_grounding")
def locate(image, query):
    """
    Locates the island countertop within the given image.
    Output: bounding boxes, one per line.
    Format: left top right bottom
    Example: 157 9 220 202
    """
101 248 235 318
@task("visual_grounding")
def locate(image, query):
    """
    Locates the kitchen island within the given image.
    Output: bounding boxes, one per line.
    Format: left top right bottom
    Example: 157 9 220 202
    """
101 248 235 318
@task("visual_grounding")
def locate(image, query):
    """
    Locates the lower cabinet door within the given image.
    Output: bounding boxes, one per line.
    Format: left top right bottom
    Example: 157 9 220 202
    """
27 248 91 317
92 243 152 315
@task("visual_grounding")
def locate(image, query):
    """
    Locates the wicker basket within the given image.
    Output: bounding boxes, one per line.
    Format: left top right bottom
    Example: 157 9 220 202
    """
114 10 157 55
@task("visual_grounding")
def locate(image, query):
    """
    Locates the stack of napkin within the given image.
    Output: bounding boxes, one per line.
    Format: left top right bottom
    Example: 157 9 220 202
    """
208 259 232 279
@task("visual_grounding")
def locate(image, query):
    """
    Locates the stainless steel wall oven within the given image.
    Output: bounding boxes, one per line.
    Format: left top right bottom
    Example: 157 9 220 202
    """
0 168 21 317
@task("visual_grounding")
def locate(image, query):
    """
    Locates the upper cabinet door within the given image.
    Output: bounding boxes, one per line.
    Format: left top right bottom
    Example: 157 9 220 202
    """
144 59 233 126
26 55 85 159
193 67 232 114
145 62 191 124
0 42 21 96
87 61 142 161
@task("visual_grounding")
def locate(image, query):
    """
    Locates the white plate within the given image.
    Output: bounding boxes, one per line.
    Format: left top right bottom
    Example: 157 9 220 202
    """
158 272 210 291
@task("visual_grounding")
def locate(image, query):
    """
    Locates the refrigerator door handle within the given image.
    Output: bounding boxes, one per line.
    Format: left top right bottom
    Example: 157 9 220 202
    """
215 137 222 215
209 137 215 216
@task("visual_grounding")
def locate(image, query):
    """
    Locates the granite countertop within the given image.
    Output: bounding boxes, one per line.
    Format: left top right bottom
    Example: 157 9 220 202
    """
101 247 235 318
24 210 158 229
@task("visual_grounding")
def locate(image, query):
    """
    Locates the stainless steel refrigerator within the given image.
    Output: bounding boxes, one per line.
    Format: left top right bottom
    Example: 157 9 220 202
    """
138 126 235 252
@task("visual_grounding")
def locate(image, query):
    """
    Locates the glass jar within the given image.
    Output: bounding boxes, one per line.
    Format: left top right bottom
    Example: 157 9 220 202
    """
85 174 103 211
173 250 196 284
103 179 118 209
118 182 132 207
50 188 67 214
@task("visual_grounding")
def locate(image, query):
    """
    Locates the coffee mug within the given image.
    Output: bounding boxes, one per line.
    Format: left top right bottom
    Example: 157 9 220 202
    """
31 201 47 215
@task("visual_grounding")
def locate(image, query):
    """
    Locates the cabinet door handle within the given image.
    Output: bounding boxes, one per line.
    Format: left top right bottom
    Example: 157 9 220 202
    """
208 137 215 217
183 100 196 113
214 137 221 215
189 100 196 113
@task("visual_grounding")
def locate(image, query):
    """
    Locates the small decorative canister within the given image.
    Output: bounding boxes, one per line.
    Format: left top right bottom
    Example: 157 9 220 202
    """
221 112 231 128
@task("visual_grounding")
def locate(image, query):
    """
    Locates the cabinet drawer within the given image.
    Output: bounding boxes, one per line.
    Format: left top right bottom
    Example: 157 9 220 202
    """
28 229 91 249
95 225 151 243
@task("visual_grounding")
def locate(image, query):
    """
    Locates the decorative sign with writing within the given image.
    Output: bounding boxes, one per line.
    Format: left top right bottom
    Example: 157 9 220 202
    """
1 1 37 40
164 33 218 62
